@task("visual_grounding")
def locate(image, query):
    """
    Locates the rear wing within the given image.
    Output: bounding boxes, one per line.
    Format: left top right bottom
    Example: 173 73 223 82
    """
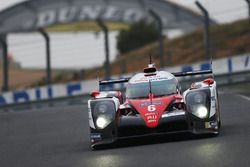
172 69 213 77
99 78 130 85
99 78 130 91
98 69 213 89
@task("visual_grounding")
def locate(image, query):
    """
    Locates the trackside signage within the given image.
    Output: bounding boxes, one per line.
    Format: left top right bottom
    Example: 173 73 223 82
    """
0 80 98 106
0 0 205 34
36 6 148 28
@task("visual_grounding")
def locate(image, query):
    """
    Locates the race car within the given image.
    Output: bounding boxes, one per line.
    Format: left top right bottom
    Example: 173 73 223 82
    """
88 63 221 149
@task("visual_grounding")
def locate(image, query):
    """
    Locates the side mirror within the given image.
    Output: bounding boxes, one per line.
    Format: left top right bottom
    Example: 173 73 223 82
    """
203 78 214 86
90 91 100 98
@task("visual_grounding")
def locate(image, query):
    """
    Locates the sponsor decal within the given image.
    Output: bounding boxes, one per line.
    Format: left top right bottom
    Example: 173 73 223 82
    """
210 121 218 128
133 75 171 83
90 133 102 141
150 77 170 81
148 120 157 123
35 5 147 28
140 102 162 107
134 78 148 83
145 113 157 123
205 121 218 129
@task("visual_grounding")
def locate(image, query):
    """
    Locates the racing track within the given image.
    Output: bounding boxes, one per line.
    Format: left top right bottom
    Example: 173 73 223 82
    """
0 92 250 167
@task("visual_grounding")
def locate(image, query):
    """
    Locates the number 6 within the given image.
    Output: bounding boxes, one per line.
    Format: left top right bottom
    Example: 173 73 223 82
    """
148 105 156 112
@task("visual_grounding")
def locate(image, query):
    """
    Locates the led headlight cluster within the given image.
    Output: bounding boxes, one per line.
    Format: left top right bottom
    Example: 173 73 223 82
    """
96 116 111 129
191 105 208 119
186 90 210 119
92 101 115 129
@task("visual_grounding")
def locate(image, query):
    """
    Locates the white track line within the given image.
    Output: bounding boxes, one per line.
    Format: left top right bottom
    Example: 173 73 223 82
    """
238 94 250 101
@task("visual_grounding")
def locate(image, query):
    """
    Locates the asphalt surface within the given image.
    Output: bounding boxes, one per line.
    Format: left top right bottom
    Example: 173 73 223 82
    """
0 92 250 167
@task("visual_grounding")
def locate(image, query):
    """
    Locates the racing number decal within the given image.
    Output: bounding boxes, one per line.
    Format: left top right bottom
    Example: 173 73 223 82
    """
148 105 156 112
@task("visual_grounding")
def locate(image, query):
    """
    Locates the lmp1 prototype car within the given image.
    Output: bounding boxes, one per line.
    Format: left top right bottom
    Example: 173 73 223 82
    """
88 63 221 149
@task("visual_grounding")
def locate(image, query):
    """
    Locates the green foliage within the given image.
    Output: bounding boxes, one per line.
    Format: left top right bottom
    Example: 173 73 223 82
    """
116 20 158 54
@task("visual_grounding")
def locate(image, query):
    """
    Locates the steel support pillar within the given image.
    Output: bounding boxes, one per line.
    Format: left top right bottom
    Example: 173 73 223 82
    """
97 18 111 79
245 0 250 48
0 35 9 92
246 0 250 22
195 1 211 61
39 29 52 85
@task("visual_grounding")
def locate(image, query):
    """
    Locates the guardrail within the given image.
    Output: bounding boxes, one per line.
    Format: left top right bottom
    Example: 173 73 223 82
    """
0 94 90 112
0 70 250 112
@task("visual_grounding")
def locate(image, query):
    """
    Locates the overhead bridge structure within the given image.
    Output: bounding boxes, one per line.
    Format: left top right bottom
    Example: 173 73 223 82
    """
0 0 213 92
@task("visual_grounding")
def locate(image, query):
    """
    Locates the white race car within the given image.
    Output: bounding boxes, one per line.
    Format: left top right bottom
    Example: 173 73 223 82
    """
88 63 221 149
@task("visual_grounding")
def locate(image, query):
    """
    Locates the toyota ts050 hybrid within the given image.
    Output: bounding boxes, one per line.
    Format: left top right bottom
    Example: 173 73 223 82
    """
88 63 221 149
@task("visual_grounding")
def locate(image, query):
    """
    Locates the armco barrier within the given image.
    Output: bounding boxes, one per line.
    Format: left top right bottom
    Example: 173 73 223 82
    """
1 70 250 112
0 94 90 112
0 79 99 107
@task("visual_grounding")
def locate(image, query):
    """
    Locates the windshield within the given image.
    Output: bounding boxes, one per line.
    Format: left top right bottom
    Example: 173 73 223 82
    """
126 79 178 99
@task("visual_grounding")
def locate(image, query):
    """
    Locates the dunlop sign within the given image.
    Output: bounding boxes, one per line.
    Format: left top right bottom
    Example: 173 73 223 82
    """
0 0 205 34
35 6 149 28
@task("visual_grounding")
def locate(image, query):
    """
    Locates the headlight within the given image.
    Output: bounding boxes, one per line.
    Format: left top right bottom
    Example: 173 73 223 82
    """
96 115 111 129
93 102 114 118
186 89 210 119
195 105 208 118
91 101 116 129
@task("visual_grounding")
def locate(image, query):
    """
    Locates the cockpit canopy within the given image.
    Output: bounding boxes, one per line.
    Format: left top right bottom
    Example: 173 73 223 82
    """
126 71 179 99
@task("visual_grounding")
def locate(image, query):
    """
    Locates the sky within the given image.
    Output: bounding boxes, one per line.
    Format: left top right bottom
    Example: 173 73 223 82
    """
0 0 249 69
170 0 248 23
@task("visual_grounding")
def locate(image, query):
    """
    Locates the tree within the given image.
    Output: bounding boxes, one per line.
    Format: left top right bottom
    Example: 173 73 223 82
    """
116 21 158 54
